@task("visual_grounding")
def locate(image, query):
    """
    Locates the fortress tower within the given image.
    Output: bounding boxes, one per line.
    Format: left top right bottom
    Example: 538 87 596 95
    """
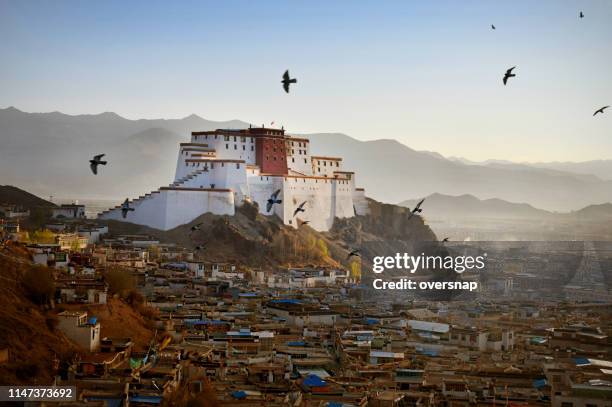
99 126 368 231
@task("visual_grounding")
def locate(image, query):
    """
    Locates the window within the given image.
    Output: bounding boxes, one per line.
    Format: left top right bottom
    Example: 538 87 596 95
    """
292 158 295 163
304 159 307 164
224 135 229 141
236 163 240 169
336 162 339 167
233 136 237 142
234 144 237 150
251 146 254 151
241 136 246 142
226 144 229 149
242 145 245 150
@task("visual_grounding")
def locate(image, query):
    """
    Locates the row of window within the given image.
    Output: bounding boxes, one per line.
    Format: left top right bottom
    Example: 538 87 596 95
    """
226 144 254 152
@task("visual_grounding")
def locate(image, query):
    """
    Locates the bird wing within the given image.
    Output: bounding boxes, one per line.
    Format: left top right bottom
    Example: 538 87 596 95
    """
507 66 516 74
94 154 105 161
271 189 281 200
283 70 290 81
299 201 306 209
90 163 98 175
415 199 425 210
503 75 508 85
266 200 273 213
123 198 129 207
283 81 290 93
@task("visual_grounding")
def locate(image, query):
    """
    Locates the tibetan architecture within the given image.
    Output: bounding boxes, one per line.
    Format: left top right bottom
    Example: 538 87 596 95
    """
99 126 368 231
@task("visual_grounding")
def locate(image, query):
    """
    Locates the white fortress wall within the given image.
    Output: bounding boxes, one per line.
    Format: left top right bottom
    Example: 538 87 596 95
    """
196 133 256 163
98 190 168 230
247 174 285 218
180 160 250 204
281 176 355 231
161 187 234 230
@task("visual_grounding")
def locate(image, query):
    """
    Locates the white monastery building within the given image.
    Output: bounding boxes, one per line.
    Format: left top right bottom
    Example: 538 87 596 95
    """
99 126 368 231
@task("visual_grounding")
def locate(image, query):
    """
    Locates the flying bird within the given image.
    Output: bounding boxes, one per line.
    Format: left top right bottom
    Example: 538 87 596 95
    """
299 219 310 226
579 11 584 18
347 249 360 259
442 237 449 243
593 106 609 116
191 223 204 232
293 201 307 217
121 198 135 219
408 199 425 219
89 154 107 175
491 24 496 30
266 189 282 212
281 70 297 93
503 66 516 86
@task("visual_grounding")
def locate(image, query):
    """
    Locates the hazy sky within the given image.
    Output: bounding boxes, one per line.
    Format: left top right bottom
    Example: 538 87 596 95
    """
1 0 611 162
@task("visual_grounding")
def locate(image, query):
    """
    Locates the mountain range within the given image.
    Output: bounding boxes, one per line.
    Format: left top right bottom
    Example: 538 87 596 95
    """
1 106 612 212
400 193 612 222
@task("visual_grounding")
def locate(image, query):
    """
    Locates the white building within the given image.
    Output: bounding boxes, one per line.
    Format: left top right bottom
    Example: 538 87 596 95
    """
57 311 101 351
53 204 86 219
99 126 368 231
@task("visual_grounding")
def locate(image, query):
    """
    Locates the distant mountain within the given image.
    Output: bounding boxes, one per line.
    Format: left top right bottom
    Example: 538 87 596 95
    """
399 193 612 223
0 185 56 209
2 106 612 212
449 156 612 182
0 107 248 200
399 193 551 221
305 133 612 212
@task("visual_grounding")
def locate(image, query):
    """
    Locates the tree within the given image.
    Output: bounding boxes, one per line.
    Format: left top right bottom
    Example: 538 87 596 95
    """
22 266 55 305
104 268 135 296
317 238 329 258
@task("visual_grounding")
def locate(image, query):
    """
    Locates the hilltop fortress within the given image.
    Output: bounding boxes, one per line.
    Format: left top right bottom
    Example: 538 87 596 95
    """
99 126 368 231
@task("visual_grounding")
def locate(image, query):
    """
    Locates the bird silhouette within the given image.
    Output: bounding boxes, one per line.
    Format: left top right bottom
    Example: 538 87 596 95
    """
442 237 449 243
282 70 297 93
120 198 135 219
579 11 584 18
191 223 204 232
503 67 516 85
89 154 107 175
266 189 282 212
408 199 425 219
299 219 310 226
293 201 307 217
593 106 609 116
491 24 496 30
347 249 360 259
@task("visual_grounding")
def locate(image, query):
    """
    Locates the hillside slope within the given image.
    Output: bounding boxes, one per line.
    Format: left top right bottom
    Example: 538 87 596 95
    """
0 185 56 209
101 199 439 273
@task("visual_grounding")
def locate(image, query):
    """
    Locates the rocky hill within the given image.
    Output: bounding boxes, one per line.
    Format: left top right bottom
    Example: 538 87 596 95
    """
101 198 439 275
0 185 56 209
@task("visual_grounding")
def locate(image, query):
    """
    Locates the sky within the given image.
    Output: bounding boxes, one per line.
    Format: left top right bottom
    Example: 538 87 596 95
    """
1 0 611 162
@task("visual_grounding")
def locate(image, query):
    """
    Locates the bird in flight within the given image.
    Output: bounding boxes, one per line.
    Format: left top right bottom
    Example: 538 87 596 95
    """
491 24 496 30
503 66 516 86
191 223 204 233
408 199 425 219
293 201 307 217
593 106 609 116
266 189 282 212
579 11 584 19
282 70 297 93
442 237 449 243
299 219 310 226
121 198 135 219
89 154 107 175
347 249 360 259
